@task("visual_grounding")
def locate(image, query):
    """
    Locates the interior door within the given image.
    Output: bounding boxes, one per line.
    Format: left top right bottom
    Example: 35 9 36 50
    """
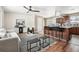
35 16 44 34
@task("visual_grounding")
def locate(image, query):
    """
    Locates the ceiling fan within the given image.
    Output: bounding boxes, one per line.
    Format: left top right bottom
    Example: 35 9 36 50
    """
23 6 40 13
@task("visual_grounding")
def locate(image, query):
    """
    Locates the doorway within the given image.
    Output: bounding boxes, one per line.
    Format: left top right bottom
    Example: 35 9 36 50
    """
35 16 45 34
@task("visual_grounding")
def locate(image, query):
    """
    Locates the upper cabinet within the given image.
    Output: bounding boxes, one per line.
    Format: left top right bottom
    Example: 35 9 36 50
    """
56 15 69 24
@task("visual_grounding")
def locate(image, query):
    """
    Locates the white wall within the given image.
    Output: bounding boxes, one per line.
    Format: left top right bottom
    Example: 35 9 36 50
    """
0 7 4 28
45 17 56 26
46 7 56 17
4 6 72 32
4 12 35 32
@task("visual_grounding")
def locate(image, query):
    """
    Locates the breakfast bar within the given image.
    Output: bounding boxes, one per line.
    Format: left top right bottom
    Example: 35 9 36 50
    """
44 26 71 42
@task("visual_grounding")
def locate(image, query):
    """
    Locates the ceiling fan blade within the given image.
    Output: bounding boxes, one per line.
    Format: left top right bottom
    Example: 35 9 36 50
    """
24 6 40 13
27 11 29 13
23 6 29 10
31 10 40 12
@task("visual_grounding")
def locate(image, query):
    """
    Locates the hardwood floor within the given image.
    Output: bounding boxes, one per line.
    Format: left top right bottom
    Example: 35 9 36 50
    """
46 41 67 52
65 35 79 52
64 44 79 52
46 35 79 52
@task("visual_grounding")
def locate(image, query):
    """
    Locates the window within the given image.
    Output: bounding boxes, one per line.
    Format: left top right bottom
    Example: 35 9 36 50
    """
70 16 79 23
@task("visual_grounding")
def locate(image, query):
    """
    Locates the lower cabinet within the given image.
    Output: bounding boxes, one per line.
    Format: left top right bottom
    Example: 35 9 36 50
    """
77 27 79 35
44 26 79 42
70 27 79 35
44 26 70 42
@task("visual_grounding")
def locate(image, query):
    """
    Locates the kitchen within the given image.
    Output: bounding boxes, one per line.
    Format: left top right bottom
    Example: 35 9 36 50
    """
44 12 79 51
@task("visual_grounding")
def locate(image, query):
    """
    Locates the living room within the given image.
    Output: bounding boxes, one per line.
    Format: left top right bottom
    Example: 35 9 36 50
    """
1 6 79 52
0 6 53 52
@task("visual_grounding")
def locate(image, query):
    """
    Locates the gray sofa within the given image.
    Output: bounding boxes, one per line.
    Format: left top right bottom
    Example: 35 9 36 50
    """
0 37 20 52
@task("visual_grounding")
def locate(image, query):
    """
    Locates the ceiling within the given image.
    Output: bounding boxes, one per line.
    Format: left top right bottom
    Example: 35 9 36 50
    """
3 6 50 13
3 6 28 14
3 6 51 17
3 6 79 17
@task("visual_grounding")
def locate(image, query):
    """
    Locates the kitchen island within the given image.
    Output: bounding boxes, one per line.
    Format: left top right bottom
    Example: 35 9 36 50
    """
44 26 72 42
44 26 79 52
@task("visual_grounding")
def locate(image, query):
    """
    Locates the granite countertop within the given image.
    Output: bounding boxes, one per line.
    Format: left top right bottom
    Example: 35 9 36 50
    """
48 25 71 29
48 23 79 29
60 26 72 28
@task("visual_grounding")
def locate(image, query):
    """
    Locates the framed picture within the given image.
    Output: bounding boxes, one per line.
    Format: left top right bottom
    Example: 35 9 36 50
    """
15 19 25 28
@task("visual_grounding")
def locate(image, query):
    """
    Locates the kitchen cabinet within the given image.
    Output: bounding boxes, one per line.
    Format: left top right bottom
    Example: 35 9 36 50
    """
56 15 69 24
44 26 70 42
77 27 79 34
63 16 69 21
56 18 63 24
44 26 79 42
69 27 79 35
